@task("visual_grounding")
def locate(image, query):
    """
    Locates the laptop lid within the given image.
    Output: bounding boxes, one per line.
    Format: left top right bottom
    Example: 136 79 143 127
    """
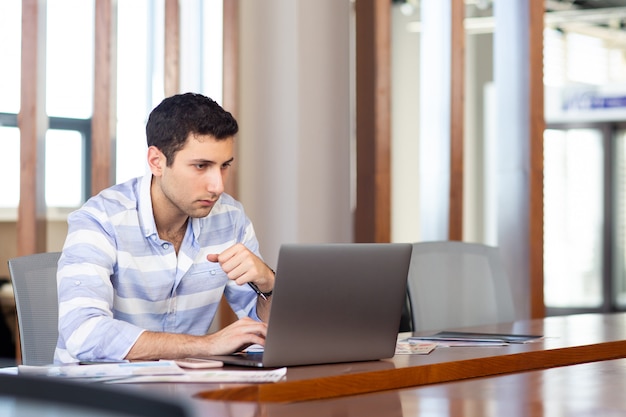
210 243 412 368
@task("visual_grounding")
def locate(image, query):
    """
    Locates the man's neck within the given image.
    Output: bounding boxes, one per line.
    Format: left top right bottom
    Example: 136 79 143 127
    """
157 217 189 254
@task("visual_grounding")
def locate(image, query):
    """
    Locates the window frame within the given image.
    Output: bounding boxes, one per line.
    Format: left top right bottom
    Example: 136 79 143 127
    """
544 120 622 316
0 111 92 211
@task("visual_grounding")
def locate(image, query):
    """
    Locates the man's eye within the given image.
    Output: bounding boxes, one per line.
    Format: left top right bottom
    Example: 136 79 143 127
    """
195 164 206 169
221 162 232 170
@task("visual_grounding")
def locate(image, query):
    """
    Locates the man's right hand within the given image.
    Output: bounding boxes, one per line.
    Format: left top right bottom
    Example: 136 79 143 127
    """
125 317 268 361
202 317 268 355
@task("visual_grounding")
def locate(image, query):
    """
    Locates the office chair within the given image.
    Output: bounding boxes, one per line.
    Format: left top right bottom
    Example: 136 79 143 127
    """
407 241 517 332
0 373 194 417
8 251 61 365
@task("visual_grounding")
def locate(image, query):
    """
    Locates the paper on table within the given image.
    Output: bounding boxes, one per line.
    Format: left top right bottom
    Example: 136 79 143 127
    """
18 361 184 380
409 330 543 347
395 340 437 355
423 340 509 347
108 367 287 384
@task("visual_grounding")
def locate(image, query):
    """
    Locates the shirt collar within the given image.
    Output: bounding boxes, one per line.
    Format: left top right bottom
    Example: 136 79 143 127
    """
138 173 158 239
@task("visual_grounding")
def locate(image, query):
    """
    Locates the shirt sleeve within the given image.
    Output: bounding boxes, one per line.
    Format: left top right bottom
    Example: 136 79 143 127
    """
55 208 145 364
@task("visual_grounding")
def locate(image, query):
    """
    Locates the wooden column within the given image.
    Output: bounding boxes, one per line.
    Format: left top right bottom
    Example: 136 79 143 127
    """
16 0 48 365
17 0 47 257
528 0 545 318
219 0 240 329
354 0 392 243
164 0 180 97
92 0 117 195
223 0 239 198
448 0 465 241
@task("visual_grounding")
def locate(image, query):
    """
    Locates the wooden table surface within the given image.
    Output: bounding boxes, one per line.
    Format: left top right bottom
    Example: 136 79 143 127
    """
173 358 626 417
127 312 626 407
199 312 626 402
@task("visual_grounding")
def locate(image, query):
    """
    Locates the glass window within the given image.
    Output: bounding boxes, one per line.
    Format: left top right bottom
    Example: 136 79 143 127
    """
46 0 94 118
116 0 151 183
0 0 225 209
45 129 84 207
115 0 224 184
0 127 21 208
544 128 604 308
0 0 21 113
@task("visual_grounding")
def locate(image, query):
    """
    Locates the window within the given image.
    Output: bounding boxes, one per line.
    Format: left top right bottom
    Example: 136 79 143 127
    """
0 0 93 213
0 1 224 215
544 24 626 314
0 126 20 209
544 128 604 309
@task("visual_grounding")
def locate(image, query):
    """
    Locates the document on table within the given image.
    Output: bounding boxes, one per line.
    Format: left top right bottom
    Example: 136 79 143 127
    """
108 367 287 384
409 330 544 347
395 339 437 354
18 361 184 381
17 361 287 383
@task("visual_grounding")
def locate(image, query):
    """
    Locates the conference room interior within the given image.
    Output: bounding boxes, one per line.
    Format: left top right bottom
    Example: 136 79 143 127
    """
1 0 626 381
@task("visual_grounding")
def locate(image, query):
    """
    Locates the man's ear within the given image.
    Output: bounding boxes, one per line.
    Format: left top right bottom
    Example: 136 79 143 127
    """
147 146 166 176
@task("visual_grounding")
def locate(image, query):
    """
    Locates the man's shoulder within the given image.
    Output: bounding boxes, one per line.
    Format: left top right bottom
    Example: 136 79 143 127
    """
216 192 240 207
72 177 142 221
210 193 246 217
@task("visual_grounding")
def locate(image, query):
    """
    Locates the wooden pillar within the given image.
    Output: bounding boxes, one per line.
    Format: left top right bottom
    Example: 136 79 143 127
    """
354 0 392 243
528 0 545 318
16 0 48 365
223 0 239 198
164 0 180 97
17 0 47 257
219 0 240 329
448 0 465 241
92 0 117 195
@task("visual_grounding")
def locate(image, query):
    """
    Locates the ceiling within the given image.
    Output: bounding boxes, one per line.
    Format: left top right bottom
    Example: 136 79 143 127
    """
545 0 626 46
398 0 626 46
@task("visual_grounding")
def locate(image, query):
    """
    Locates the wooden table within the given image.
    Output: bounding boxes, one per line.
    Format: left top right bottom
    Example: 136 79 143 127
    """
180 358 626 416
128 312 626 407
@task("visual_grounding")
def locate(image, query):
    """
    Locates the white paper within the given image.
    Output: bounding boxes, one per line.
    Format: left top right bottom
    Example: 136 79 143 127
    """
18 360 184 380
108 367 287 384
395 340 437 354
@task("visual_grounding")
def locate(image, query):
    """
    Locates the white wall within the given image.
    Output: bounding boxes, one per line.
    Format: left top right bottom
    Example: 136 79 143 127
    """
238 0 353 268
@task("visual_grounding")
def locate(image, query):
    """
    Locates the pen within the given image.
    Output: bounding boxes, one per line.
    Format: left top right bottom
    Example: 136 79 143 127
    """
248 282 268 301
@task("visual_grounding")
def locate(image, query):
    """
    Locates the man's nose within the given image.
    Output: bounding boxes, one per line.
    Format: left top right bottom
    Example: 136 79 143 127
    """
206 169 225 194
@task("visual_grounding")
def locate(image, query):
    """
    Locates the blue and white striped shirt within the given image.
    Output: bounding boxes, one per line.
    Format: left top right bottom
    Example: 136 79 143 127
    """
55 173 261 364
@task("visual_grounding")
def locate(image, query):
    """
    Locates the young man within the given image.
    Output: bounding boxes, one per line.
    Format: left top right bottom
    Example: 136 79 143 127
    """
55 93 274 364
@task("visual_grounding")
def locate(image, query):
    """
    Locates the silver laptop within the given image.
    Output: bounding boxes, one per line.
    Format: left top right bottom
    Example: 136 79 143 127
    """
208 243 413 368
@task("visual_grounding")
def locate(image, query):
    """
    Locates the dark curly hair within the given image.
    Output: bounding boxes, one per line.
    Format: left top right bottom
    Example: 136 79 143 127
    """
146 93 239 166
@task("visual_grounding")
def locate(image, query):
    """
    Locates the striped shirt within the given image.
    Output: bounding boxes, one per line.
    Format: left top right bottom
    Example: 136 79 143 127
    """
55 173 261 364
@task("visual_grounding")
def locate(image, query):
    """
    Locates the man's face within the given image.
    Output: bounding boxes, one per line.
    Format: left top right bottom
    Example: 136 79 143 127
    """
154 134 234 219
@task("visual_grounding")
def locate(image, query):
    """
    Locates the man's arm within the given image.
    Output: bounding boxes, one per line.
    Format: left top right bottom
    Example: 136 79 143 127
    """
125 317 267 360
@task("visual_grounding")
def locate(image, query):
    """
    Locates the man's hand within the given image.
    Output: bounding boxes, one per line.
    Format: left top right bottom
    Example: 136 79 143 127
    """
207 243 274 294
126 317 267 360
203 317 268 355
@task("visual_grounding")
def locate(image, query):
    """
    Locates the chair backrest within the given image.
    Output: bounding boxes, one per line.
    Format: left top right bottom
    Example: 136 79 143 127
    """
8 251 61 365
0 373 194 417
407 241 516 332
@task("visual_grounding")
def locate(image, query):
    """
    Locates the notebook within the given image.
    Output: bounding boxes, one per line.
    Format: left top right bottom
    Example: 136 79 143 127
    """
208 243 413 368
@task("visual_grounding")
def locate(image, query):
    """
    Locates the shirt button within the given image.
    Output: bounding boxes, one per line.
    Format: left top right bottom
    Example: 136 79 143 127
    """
162 243 169 249
74 280 81 286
